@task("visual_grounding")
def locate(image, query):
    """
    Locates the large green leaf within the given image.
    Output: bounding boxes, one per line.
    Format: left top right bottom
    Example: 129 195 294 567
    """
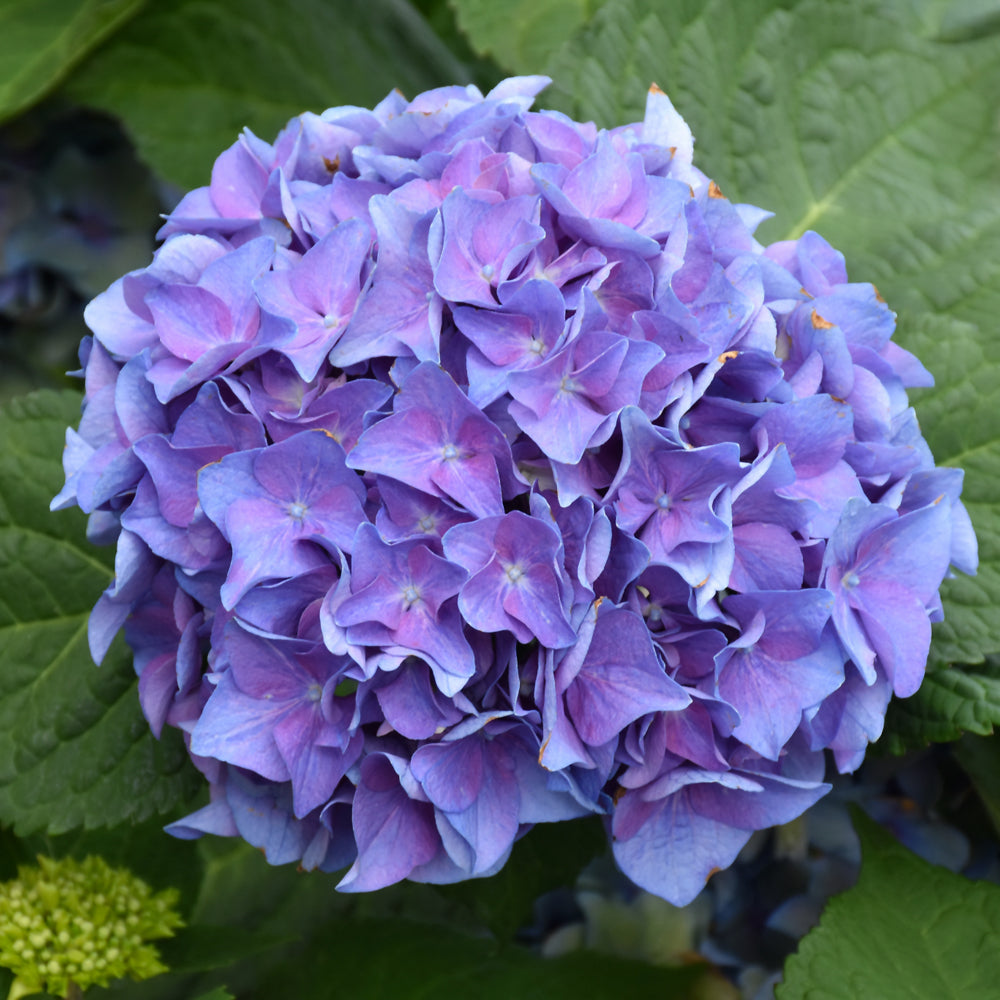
0 390 199 835
0 0 145 123
62 0 473 190
882 658 1000 752
255 916 706 1000
778 808 1000 998
544 0 1000 665
447 0 595 74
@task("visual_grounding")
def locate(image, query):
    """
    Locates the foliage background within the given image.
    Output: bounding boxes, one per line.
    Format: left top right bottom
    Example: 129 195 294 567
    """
1 0 999 996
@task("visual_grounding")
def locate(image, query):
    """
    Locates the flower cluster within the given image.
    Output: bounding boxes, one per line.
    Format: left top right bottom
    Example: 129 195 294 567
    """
53 76 975 905
0 854 182 999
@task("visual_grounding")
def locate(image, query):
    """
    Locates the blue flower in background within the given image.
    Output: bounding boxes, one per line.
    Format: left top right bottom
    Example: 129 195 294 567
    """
53 76 975 906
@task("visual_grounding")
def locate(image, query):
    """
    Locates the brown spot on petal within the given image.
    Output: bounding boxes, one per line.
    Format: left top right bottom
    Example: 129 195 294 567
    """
873 285 885 303
323 155 340 174
650 82 665 96
811 309 835 329
708 180 725 199
718 350 739 363
705 866 723 882
612 785 627 805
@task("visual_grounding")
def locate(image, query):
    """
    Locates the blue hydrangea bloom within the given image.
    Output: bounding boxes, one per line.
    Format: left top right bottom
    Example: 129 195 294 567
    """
54 77 976 906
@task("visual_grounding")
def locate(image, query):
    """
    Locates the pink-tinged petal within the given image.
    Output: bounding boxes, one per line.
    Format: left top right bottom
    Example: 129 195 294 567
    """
805 667 892 773
612 783 752 906
690 767 829 831
411 737 484 813
433 189 545 306
854 500 953 605
338 755 440 892
502 570 578 648
428 738 521 873
730 522 804 592
148 284 234 361
375 661 464 740
190 671 290 782
166 797 239 840
855 582 932 698
564 607 689 746
458 559 523 637
754 394 853 478
274 708 357 818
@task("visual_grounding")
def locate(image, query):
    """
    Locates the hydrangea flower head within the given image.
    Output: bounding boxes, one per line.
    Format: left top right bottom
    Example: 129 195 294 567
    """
54 77 976 906
0 855 182 999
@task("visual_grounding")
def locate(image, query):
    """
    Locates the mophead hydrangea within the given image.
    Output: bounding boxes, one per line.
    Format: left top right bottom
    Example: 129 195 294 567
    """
53 76 976 905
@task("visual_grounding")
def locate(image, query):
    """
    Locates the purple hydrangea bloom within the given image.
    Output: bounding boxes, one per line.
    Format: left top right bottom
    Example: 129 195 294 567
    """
55 77 974 907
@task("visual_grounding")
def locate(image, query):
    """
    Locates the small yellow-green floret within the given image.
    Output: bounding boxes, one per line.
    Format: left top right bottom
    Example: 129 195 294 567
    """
0 854 182 999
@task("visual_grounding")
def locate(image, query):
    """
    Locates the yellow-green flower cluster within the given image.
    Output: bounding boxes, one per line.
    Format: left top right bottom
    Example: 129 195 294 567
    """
0 854 183 999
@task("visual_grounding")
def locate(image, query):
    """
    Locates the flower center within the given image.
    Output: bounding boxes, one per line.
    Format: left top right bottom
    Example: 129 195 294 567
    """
481 263 495 280
505 563 525 584
842 570 861 590
441 443 459 461
417 514 436 533
401 584 421 607
287 501 309 521
307 683 322 703
322 312 338 328
656 493 672 511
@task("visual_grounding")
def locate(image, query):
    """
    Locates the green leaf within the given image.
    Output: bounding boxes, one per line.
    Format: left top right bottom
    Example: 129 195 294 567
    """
936 0 1000 41
544 0 1000 664
0 0 146 124
158 925 291 974
778 807 1000 998
448 0 595 74
882 658 1000 752
62 0 473 190
190 990 234 1000
255 916 707 1000
0 390 200 835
